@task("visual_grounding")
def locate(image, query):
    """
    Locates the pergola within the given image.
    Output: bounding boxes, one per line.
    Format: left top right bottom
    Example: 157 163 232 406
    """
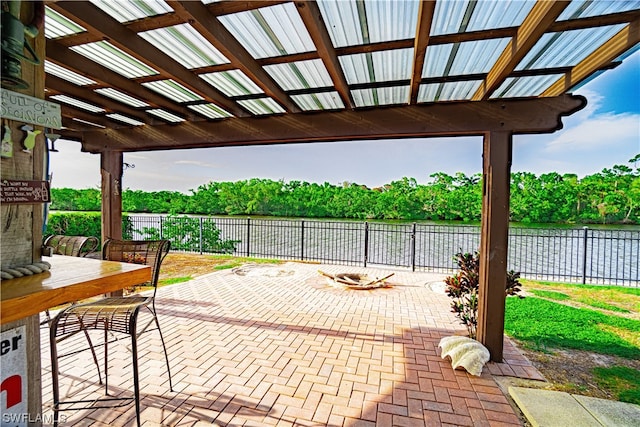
4 0 640 363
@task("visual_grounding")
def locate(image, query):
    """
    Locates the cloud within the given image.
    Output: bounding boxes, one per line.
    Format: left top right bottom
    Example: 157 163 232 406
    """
173 159 219 168
545 111 640 152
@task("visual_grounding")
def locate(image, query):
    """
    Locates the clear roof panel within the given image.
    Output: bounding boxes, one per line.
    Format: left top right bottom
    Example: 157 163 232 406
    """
89 0 173 23
45 61 96 86
237 98 286 115
45 7 86 39
139 24 229 69
291 92 345 111
188 103 232 119
72 118 105 128
146 109 185 123
318 0 419 48
559 0 640 20
340 48 413 84
218 3 315 59
418 80 483 103
106 113 145 126
200 70 264 97
49 94 105 113
94 88 150 108
423 38 510 77
71 42 158 78
516 25 625 70
264 59 334 91
492 74 564 98
141 80 204 103
352 86 409 107
431 0 535 36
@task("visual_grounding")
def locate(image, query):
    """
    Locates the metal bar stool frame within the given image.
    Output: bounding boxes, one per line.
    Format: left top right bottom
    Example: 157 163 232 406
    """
49 239 173 427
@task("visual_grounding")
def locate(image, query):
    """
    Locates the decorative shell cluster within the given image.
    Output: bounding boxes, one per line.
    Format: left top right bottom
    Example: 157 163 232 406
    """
1 261 51 280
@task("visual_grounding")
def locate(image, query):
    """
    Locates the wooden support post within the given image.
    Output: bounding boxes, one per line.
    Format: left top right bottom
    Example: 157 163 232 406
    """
100 151 123 242
477 131 512 362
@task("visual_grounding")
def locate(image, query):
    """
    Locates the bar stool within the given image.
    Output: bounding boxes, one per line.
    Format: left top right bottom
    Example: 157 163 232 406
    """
49 239 173 427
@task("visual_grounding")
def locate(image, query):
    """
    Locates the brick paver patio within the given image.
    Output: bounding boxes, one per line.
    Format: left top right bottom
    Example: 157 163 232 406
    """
40 262 543 426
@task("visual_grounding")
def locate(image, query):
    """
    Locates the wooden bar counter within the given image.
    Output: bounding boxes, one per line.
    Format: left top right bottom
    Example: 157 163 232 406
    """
0 255 151 425
1 255 151 325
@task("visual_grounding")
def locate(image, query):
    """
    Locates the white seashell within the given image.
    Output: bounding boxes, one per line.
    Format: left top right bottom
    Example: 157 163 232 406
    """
438 336 490 376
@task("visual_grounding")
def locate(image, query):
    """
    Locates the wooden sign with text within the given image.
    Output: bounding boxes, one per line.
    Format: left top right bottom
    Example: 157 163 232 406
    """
0 179 50 204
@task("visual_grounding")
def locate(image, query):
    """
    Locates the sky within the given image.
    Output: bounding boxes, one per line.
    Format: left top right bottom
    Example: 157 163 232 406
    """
49 51 640 193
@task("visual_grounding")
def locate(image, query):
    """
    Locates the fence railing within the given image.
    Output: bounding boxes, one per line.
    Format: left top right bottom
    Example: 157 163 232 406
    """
127 215 639 287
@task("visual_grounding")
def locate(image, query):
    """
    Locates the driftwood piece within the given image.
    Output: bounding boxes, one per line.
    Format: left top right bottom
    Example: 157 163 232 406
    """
318 270 395 289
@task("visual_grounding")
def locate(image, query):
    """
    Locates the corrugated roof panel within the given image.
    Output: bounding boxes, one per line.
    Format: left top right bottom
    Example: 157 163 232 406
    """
516 25 625 70
200 70 264 97
188 103 232 119
72 118 105 128
317 0 362 47
352 86 408 107
265 59 333 90
139 24 229 69
423 39 510 77
492 74 564 98
291 92 345 111
106 113 145 126
49 94 105 113
431 0 535 36
141 80 204 103
71 42 158 78
559 0 640 20
89 0 173 23
237 98 286 115
94 88 150 108
146 109 185 123
418 80 483 102
318 0 419 48
341 48 413 84
45 61 96 86
219 3 315 59
45 7 86 39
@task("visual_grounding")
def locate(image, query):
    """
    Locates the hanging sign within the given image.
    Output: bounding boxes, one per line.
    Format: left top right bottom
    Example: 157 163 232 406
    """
1 325 27 427
0 89 62 129
0 179 50 204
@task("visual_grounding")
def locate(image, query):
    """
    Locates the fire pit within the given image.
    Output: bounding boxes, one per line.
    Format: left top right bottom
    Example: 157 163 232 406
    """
318 270 394 290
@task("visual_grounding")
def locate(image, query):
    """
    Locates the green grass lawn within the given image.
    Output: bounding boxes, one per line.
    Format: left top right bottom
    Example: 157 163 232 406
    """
504 281 640 403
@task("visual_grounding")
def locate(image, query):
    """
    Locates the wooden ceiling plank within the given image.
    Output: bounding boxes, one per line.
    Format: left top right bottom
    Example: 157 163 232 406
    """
472 0 571 101
207 0 288 17
54 1 248 117
56 104 114 129
78 95 585 153
46 39 196 119
543 19 640 96
296 1 354 109
410 1 436 104
167 0 300 113
549 9 640 33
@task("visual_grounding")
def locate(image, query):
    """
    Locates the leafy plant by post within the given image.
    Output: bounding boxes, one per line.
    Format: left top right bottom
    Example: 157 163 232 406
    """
444 251 521 339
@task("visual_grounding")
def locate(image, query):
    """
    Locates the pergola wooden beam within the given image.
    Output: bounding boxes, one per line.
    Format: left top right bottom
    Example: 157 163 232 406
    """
78 95 586 153
46 39 197 119
167 0 301 113
543 19 640 96
472 0 570 100
410 1 436 104
296 1 354 109
52 1 249 118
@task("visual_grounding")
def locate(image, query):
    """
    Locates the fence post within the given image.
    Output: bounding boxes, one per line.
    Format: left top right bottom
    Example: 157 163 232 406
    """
301 220 305 261
246 217 251 257
199 217 204 254
159 216 164 240
411 222 417 272
364 222 369 267
582 226 589 284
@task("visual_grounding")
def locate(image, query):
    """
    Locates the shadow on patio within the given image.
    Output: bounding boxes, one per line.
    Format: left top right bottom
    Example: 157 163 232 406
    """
40 262 541 426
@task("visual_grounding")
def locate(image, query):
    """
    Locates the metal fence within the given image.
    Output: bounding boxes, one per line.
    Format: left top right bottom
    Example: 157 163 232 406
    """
128 215 639 287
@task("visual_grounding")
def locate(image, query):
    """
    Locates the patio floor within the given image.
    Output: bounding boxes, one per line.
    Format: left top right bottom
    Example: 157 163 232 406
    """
40 262 544 426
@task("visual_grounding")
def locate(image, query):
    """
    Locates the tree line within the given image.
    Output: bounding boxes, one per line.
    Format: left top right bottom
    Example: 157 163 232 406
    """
50 156 640 225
